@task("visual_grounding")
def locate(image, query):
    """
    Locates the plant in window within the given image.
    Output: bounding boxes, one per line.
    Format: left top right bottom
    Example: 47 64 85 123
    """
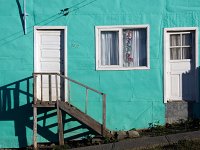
124 30 134 65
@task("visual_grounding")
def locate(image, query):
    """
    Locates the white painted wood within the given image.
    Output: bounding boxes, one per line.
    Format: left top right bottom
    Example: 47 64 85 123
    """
170 74 180 99
164 28 169 103
164 27 198 103
34 26 67 101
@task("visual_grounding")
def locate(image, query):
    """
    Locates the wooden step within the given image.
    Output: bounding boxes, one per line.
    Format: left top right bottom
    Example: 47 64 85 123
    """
33 101 56 107
58 101 112 138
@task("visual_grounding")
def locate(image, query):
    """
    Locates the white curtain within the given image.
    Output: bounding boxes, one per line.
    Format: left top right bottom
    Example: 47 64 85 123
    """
170 33 192 60
101 31 119 65
170 48 181 60
170 34 181 46
123 29 147 67
132 30 140 66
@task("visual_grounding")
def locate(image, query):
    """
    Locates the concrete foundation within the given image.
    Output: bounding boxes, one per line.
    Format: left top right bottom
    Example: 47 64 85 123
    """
165 101 194 123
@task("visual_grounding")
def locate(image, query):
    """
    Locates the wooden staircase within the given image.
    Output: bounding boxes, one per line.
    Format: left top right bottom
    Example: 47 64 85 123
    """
33 73 112 150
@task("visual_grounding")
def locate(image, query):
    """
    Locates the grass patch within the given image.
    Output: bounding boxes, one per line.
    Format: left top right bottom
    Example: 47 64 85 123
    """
139 119 200 137
143 139 200 150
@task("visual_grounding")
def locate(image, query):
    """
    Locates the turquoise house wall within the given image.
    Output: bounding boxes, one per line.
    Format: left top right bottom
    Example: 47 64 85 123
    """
0 0 199 148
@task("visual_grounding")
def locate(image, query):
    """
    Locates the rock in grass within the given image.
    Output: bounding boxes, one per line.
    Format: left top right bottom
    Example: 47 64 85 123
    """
117 131 128 140
127 130 140 138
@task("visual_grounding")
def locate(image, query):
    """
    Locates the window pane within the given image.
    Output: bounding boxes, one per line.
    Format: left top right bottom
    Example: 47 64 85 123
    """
170 34 181 46
182 33 192 46
101 31 119 65
123 29 147 67
170 48 181 60
182 47 192 59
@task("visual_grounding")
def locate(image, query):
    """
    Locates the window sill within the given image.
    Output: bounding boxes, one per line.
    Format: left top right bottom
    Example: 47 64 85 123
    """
96 66 150 71
169 59 192 62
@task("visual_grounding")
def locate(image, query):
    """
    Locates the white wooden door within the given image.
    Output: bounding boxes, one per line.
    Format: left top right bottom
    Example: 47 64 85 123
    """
167 31 195 101
35 29 65 101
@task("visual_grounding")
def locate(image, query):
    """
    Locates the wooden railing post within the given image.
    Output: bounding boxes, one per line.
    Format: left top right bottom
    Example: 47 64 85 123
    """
33 75 37 104
33 106 37 150
56 100 64 145
33 74 38 149
41 75 43 102
55 74 58 101
68 80 70 104
49 75 52 102
102 94 106 136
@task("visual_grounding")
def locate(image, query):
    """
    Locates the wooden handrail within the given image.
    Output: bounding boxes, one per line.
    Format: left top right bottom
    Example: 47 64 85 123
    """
34 72 58 75
34 72 104 95
57 74 104 95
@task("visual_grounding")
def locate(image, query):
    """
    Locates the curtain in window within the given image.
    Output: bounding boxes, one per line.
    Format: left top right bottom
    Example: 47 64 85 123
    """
101 31 119 65
170 33 192 60
170 48 181 60
170 34 181 46
123 29 147 67
182 47 191 59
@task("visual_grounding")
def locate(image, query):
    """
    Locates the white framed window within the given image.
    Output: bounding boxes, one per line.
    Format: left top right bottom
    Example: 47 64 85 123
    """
95 25 150 70
169 32 193 60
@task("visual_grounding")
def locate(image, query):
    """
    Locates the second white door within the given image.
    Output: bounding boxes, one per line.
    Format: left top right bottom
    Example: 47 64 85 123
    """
166 31 195 101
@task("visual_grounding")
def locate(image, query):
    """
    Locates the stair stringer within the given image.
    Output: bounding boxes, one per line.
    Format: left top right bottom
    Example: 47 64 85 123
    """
58 101 112 138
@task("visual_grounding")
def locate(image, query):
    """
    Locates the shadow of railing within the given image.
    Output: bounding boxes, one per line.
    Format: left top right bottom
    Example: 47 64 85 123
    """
0 76 34 147
0 76 97 148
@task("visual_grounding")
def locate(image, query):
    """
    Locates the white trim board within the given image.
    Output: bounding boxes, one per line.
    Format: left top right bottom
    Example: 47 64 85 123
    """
34 26 67 76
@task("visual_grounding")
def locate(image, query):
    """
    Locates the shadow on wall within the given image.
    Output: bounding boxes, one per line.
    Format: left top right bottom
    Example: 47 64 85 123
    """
182 66 200 119
192 67 200 119
16 0 25 35
0 1 100 147
0 76 95 148
0 77 34 147
0 0 99 48
166 67 200 124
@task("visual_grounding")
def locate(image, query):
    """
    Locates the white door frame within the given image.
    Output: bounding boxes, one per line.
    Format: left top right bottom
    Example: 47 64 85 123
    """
34 26 67 76
164 27 199 103
34 26 67 101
